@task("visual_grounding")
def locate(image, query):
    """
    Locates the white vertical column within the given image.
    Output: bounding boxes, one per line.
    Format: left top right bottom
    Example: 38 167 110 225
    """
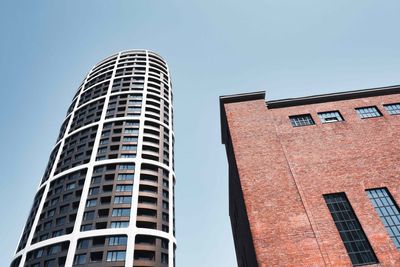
125 50 151 267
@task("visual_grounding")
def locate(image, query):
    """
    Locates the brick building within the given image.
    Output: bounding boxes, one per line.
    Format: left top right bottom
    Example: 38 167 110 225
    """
220 86 400 267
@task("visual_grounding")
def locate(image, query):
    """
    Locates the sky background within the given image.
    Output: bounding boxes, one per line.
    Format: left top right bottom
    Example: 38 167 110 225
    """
1 1 400 266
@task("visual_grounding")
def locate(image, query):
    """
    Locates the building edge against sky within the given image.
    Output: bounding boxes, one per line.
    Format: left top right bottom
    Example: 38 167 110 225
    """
11 50 176 267
220 85 400 266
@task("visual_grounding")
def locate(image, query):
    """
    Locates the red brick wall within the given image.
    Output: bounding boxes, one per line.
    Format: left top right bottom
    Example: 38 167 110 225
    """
224 94 400 266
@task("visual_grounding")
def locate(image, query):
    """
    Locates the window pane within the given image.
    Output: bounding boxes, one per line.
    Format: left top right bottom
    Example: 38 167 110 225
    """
289 114 315 127
367 188 400 250
106 251 126 262
384 103 400 115
318 111 344 123
324 193 378 265
356 106 382 119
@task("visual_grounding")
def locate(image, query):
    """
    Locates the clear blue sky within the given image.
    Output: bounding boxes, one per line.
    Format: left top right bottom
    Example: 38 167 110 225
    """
1 1 400 266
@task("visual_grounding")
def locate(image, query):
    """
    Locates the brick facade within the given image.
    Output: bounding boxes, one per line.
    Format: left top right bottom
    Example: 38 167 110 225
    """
221 88 400 266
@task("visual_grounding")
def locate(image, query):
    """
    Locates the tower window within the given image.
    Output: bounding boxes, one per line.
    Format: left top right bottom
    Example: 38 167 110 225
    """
384 103 400 115
108 236 127 246
73 254 86 265
106 251 126 262
289 114 315 127
356 106 382 119
318 111 344 123
324 193 378 265
110 221 129 228
367 188 400 250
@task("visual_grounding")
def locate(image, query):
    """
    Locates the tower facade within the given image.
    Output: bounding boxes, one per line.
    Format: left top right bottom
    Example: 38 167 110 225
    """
220 86 400 266
11 50 176 267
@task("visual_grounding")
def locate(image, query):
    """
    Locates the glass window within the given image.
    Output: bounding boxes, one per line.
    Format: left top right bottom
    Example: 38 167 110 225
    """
161 253 168 264
123 136 138 142
118 164 135 170
34 249 44 258
161 239 168 249
110 221 129 228
51 197 59 206
52 230 63 237
356 106 382 118
80 224 92 231
99 139 109 145
128 94 142 100
324 193 378 265
114 196 132 204
108 236 127 246
117 174 134 181
56 216 66 226
384 103 400 115
63 192 73 201
44 221 52 229
86 199 97 207
128 100 142 106
97 147 107 154
367 188 400 250
127 107 141 112
318 111 344 123
125 121 140 126
112 208 131 217
83 211 95 221
89 187 100 195
91 176 101 183
121 154 135 158
77 239 90 249
94 166 105 174
49 245 61 255
59 205 69 214
39 233 48 241
121 145 137 151
163 201 169 209
47 209 56 217
44 259 56 267
289 114 315 127
106 251 126 262
116 185 133 192
102 130 110 137
73 254 86 265
124 128 139 134
163 190 169 198
55 186 62 194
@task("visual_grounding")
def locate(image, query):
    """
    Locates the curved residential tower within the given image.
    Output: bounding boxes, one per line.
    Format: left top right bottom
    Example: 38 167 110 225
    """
11 50 176 267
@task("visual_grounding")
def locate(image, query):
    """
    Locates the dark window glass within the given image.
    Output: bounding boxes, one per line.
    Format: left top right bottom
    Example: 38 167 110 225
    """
356 106 382 119
161 253 168 263
384 103 400 115
73 254 86 265
106 251 126 262
289 114 315 127
318 111 344 123
77 239 90 249
367 188 400 250
108 236 127 246
324 193 378 265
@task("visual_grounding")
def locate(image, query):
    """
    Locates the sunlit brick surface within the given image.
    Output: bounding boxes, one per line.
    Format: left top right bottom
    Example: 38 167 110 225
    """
221 88 400 266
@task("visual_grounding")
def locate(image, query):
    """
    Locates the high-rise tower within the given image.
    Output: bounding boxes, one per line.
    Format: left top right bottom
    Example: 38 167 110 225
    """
11 50 176 267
